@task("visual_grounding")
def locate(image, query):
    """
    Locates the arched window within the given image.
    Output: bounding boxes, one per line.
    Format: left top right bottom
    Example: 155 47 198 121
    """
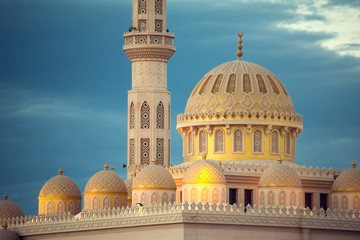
270 130 280 154
151 193 158 206
138 0 147 14
354 196 360 210
141 138 150 165
279 191 286 205
233 128 244 153
171 193 175 203
268 191 274 205
129 102 135 129
201 188 208 202
187 132 193 155
103 196 110 210
214 129 225 153
93 196 100 210
198 129 208 155
333 196 338 209
85 197 90 210
285 132 291 155
47 201 54 215
221 189 226 202
40 201 45 215
141 101 150 129
342 196 348 210
57 200 65 214
162 193 168 204
129 139 135 165
260 191 265 205
76 201 81 214
191 188 196 202
253 129 263 153
156 102 164 129
68 200 75 215
156 138 164 165
141 193 146 205
290 192 296 206
213 188 219 202
122 196 127 208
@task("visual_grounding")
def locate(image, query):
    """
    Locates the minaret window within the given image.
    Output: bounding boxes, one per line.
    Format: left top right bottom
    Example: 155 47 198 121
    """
243 73 252 93
130 102 135 129
226 73 237 94
198 129 208 154
141 101 150 129
233 128 244 153
155 0 162 14
253 129 263 153
156 138 164 165
141 138 150 165
155 20 163 32
138 0 147 14
138 20 146 32
285 132 291 155
156 102 164 129
187 132 193 155
129 139 135 165
214 128 225 153
270 130 280 154
256 74 267 94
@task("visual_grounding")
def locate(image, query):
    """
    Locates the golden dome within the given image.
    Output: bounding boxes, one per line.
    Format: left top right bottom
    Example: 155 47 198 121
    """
84 164 127 193
332 162 360 192
124 179 133 196
0 194 24 220
39 169 81 198
132 165 176 190
183 159 226 185
259 162 302 188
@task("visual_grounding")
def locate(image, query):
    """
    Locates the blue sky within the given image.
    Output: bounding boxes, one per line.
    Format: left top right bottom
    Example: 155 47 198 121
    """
0 0 360 215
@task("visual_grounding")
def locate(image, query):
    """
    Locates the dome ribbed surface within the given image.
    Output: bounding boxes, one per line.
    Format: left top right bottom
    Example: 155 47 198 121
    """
259 164 302 188
132 165 176 190
39 175 81 198
183 160 226 185
332 168 360 192
0 229 20 240
84 170 127 193
0 198 24 220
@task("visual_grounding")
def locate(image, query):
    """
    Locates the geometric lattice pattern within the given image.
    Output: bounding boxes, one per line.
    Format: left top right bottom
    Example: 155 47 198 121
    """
129 139 135 165
214 129 224 153
332 168 360 192
183 160 226 185
138 0 146 14
141 138 150 165
39 174 81 198
270 130 279 154
141 101 150 129
184 61 295 117
259 164 302 188
253 129 262 153
285 132 291 155
233 128 243 153
84 169 127 193
198 130 207 154
129 102 135 129
155 0 162 14
156 138 164 165
132 165 176 189
156 102 164 129
0 197 24 220
155 20 162 32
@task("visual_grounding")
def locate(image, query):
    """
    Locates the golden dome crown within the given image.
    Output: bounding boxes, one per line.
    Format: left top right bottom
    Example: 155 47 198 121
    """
39 169 81 198
132 164 176 190
183 159 226 185
0 194 24 220
259 162 302 188
84 164 127 193
331 162 360 192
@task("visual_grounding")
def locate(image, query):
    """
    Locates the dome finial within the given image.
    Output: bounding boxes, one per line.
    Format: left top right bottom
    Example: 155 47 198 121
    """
352 161 357 169
3 193 8 200
202 152 207 159
110 164 116 171
58 168 63 175
104 163 109 170
277 158 283 164
237 32 244 60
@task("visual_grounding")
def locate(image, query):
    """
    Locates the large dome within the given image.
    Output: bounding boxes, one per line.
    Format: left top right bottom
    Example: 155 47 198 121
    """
84 164 127 193
183 159 226 185
0 194 24 220
259 161 302 188
132 165 176 190
39 169 81 198
332 162 360 192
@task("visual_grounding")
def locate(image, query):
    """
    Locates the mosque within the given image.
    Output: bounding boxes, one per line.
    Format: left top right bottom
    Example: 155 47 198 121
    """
1 0 360 239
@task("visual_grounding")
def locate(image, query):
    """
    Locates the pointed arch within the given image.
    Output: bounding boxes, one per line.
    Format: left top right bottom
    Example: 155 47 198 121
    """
122 196 127 208
260 191 265 205
201 188 208 202
253 129 263 153
279 191 286 205
141 193 146 205
213 188 219 202
47 201 54 215
85 196 90 210
151 192 158 206
354 196 360 210
57 200 65 214
285 131 291 155
103 196 111 210
198 129 208 155
214 128 225 153
171 193 175 203
270 130 280 154
333 196 338 209
156 101 164 129
129 102 135 129
187 131 193 155
342 196 348 210
114 196 121 209
268 191 274 206
68 200 75 215
162 192 169 204
93 196 100 210
233 128 244 153
290 192 296 206
141 101 150 129
133 193 138 206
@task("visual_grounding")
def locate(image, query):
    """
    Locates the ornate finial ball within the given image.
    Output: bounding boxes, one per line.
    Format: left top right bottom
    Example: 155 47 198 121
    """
104 163 109 171
3 194 8 201
202 152 207 159
277 159 283 164
58 168 63 175
352 161 357 169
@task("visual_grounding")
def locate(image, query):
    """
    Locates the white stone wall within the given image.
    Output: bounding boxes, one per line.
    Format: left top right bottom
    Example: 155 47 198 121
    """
258 187 303 207
331 192 360 210
132 189 176 206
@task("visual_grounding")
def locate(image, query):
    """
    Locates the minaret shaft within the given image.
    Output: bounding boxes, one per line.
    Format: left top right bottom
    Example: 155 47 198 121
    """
124 0 175 178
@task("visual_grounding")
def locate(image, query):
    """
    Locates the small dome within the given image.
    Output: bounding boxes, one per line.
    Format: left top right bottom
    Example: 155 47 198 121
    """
39 169 81 198
183 159 226 185
0 224 20 240
332 162 360 192
0 194 24 220
132 165 176 190
124 179 133 196
259 161 302 188
84 164 127 193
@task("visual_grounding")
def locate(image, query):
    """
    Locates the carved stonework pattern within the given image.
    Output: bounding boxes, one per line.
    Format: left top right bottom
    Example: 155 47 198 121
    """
155 20 162 32
233 128 243 153
138 0 146 14
156 138 164 165
211 74 224 94
132 61 167 89
155 0 162 14
290 192 296 206
214 129 224 153
253 129 262 153
187 132 193 155
199 130 207 154
285 132 291 155
138 20 146 32
141 138 150 165
226 73 236 93
267 75 280 95
130 102 135 129
150 36 162 44
279 191 285 205
243 73 252 93
135 36 147 44
141 101 150 129
129 139 135 165
271 130 279 154
256 74 267 94
199 75 212 95
156 102 164 129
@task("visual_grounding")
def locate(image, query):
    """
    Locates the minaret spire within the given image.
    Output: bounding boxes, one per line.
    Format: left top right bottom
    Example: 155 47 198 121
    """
123 0 176 178
237 32 244 60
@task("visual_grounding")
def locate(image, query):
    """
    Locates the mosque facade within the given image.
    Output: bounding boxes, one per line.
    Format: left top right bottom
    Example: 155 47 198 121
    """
1 0 359 239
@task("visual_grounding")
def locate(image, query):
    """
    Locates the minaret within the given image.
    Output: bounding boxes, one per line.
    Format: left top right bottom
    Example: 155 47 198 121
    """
123 0 175 178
